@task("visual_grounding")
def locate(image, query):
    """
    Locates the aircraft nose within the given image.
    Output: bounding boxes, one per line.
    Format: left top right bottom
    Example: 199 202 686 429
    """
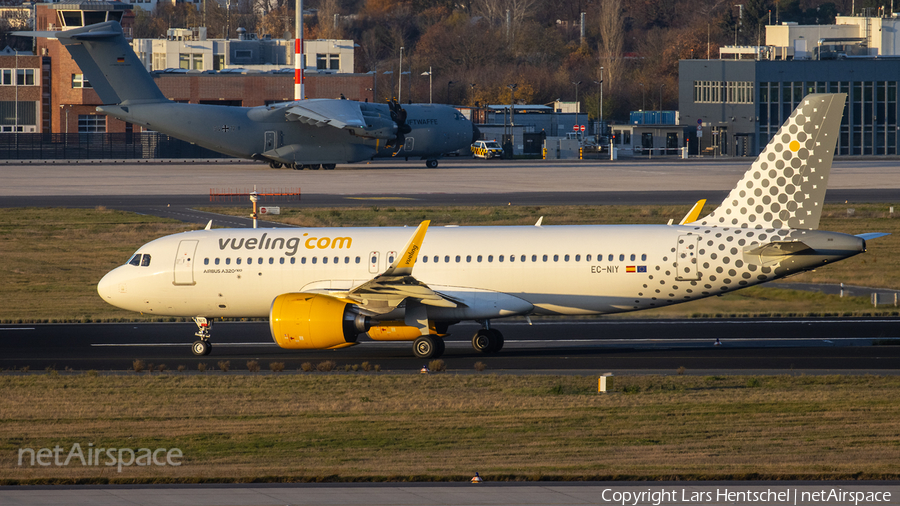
97 268 124 304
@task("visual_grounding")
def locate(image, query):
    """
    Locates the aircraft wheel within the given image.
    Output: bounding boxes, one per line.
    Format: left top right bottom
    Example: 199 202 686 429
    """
192 340 211 356
307 164 320 170
322 163 336 170
413 335 443 359
268 161 283 169
291 162 303 170
487 329 504 352
426 159 438 168
472 329 492 353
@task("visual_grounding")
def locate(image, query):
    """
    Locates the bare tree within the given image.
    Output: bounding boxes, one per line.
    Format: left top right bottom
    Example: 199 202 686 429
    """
597 0 624 91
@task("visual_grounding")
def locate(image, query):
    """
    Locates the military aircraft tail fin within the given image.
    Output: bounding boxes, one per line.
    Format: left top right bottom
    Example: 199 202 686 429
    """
20 21 166 105
698 93 846 230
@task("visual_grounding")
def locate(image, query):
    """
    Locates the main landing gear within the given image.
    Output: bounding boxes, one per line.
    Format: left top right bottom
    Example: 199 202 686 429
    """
425 159 439 168
192 317 213 356
412 334 445 360
472 322 504 353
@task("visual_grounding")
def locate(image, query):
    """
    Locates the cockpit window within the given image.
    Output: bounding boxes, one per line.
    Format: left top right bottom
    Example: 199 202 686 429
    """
128 253 152 267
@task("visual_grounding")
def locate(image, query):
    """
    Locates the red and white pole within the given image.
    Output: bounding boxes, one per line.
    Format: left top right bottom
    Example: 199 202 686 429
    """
294 0 304 100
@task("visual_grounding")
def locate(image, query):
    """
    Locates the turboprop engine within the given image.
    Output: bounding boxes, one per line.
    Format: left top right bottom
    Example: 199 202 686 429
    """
270 293 371 350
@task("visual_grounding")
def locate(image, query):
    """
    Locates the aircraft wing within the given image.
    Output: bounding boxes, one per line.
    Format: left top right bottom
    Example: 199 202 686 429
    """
283 99 367 129
347 221 462 312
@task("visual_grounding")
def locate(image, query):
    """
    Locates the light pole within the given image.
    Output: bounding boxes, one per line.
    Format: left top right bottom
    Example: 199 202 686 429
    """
572 80 582 136
640 82 645 111
447 80 454 104
421 67 432 103
507 83 517 156
398 47 403 104
593 70 603 142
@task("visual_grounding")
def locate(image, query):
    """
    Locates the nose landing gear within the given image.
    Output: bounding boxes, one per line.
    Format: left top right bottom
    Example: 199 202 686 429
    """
192 317 213 356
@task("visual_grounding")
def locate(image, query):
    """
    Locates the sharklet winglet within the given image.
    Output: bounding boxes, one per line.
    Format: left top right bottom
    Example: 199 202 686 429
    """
383 220 429 276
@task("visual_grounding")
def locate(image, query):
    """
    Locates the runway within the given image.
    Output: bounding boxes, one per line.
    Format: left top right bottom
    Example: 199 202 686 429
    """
2 318 898 373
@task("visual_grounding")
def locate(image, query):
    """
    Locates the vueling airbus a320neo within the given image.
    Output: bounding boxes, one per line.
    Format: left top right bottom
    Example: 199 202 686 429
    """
97 94 888 359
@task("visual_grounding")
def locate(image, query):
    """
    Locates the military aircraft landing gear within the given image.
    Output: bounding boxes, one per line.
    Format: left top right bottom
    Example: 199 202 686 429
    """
322 163 336 170
413 335 445 359
192 317 213 356
472 322 504 353
426 159 439 168
291 162 303 170
268 161 283 169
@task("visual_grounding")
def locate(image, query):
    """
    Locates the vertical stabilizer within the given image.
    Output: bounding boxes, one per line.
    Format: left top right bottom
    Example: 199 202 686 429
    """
39 21 167 105
699 94 846 230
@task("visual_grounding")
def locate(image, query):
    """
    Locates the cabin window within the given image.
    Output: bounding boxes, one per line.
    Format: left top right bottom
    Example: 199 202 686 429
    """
291 258 296 264
532 255 537 262
345 257 350 264
301 257 306 264
456 255 461 262
542 255 548 262
323 257 328 264
619 254 624 261
355 256 361 264
423 256 428 263
269 258 275 264
280 257 285 264
477 255 482 262
488 255 493 262
630 254 636 261
608 254 614 261
499 255 504 262
565 255 570 262
202 258 208 266
215 258 220 265
258 257 263 264
433 255 439 263
641 254 647 261
553 255 559 262
466 255 472 262
509 255 515 263
225 258 231 265
312 257 317 264
236 258 242 265
444 255 450 263
575 254 581 261
586 254 591 261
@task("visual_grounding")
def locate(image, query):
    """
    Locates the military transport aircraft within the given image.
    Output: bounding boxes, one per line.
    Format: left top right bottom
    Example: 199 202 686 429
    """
97 94 888 359
22 21 476 169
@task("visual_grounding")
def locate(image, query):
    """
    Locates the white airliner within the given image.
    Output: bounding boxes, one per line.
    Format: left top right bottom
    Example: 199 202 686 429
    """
98 94 886 358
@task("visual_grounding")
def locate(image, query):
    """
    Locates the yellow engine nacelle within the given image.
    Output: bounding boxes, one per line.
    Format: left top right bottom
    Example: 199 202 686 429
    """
367 320 446 341
269 293 370 350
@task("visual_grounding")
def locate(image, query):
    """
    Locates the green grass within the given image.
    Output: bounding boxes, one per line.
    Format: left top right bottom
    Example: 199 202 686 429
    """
0 204 897 323
1 373 899 483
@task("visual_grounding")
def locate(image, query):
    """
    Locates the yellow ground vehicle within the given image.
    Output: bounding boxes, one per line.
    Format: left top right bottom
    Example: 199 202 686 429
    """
471 140 504 159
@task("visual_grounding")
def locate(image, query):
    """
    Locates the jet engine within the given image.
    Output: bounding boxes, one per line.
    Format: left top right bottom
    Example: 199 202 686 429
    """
270 293 371 350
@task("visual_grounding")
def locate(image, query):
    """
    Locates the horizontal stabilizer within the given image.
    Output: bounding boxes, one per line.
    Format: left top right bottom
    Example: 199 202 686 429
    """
855 232 890 241
679 199 706 225
744 240 812 257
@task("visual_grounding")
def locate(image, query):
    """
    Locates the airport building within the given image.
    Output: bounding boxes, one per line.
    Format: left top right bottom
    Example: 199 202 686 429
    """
679 13 900 157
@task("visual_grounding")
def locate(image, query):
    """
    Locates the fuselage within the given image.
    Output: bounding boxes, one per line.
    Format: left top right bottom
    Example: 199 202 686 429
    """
98 101 475 165
98 224 865 321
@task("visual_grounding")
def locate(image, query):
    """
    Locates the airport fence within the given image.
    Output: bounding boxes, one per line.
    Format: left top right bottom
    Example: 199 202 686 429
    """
0 133 231 160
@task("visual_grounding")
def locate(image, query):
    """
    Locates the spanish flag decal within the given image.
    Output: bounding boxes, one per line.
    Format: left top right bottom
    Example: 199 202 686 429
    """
626 266 647 273
626 266 636 273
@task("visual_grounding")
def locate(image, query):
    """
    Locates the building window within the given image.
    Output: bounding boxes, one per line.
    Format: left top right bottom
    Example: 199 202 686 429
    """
693 81 753 104
329 54 339 70
16 69 34 86
78 114 106 133
72 74 92 89
152 53 166 71
316 53 341 70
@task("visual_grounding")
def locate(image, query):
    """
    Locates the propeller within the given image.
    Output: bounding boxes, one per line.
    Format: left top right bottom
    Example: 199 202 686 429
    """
386 99 411 154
